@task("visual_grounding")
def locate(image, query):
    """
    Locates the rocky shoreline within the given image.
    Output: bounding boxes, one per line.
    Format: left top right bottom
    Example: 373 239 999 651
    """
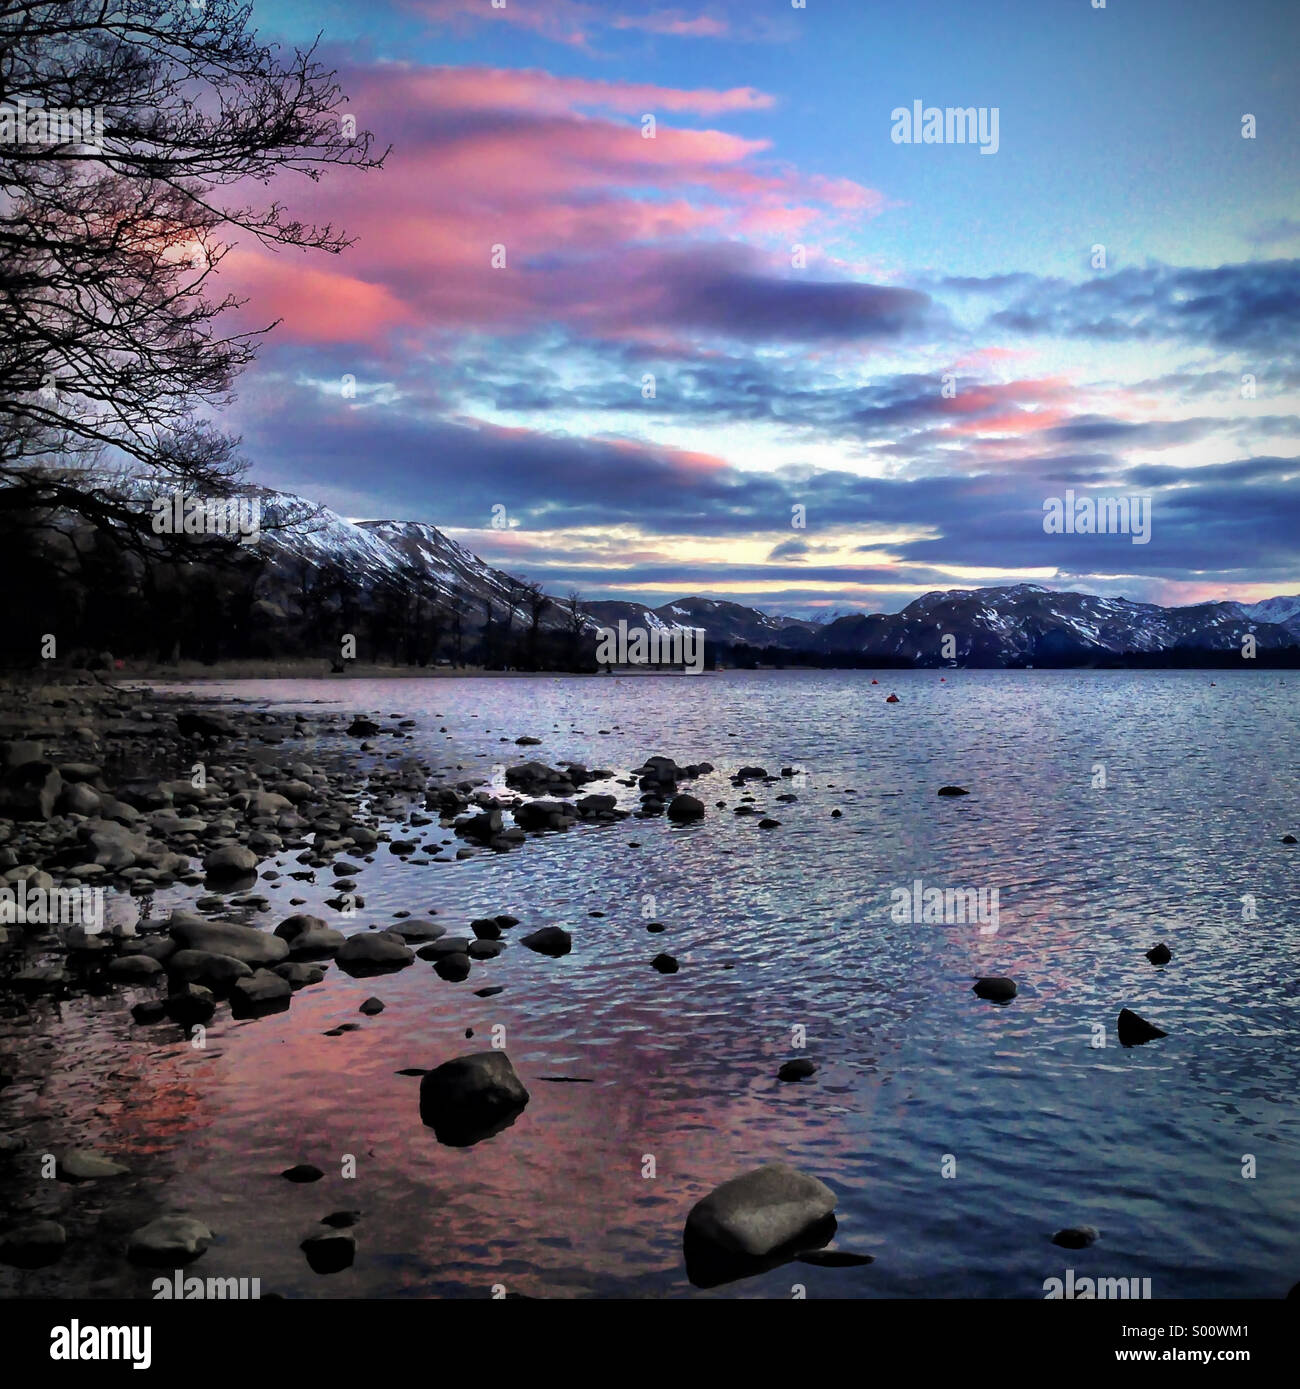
3 671 1279 1296
0 673 869 1290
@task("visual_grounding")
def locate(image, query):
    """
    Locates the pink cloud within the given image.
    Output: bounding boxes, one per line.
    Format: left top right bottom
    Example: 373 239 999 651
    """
383 64 771 116
218 61 886 349
222 247 418 345
405 1 734 49
613 12 730 38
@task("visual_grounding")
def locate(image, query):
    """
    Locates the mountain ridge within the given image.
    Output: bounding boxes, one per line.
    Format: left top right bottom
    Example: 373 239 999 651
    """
250 490 1300 665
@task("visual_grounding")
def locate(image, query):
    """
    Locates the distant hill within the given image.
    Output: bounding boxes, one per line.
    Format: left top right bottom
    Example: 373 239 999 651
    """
5 483 1298 669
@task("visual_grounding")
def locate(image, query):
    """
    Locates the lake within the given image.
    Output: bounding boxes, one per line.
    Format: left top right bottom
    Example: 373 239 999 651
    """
2 668 1298 1299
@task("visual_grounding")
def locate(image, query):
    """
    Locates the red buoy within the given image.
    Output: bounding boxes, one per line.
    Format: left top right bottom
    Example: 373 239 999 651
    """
886 693 900 703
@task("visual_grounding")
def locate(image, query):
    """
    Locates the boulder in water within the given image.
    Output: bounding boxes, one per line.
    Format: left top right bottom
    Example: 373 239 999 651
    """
521 926 572 957
169 915 287 966
203 844 259 878
164 983 215 1026
301 1228 356 1274
1051 1225 1100 1249
418 1051 530 1146
166 949 254 994
1117 1007 1166 1046
0 1220 66 1269
336 931 414 975
127 1216 213 1266
684 1163 836 1260
434 952 472 981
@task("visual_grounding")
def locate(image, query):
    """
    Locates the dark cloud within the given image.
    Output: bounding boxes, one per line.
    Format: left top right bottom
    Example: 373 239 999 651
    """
985 259 1300 356
653 253 937 342
241 371 1300 591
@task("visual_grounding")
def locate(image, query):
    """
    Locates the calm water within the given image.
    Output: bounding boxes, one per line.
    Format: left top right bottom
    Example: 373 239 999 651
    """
3 669 1299 1299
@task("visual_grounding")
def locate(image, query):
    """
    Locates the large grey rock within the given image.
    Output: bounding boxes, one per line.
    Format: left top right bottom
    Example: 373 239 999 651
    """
59 1148 130 1181
289 926 345 958
684 1163 836 1259
434 952 471 981
418 935 470 958
127 1216 213 1265
127 936 177 963
274 913 329 941
244 790 293 818
60 781 102 816
388 918 444 941
168 914 287 966
336 931 414 973
274 961 325 989
419 1051 530 1145
58 761 102 783
203 843 259 877
106 954 163 981
521 926 572 957
232 968 293 1005
167 949 253 992
164 983 216 1026
275 913 344 957
83 820 147 869
514 799 577 832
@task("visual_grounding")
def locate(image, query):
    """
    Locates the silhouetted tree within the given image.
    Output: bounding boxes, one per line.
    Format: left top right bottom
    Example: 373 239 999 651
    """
0 0 383 549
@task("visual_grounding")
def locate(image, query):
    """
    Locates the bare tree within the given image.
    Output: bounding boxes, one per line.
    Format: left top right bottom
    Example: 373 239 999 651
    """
564 588 588 670
0 0 384 538
515 576 550 670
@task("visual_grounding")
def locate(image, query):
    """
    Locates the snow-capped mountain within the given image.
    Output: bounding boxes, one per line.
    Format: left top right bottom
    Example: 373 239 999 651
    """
1232 595 1300 636
244 494 1300 663
255 491 567 628
584 596 816 647
783 583 1300 664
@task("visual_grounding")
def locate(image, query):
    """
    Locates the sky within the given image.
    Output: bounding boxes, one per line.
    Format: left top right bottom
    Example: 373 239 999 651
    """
224 0 1300 615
